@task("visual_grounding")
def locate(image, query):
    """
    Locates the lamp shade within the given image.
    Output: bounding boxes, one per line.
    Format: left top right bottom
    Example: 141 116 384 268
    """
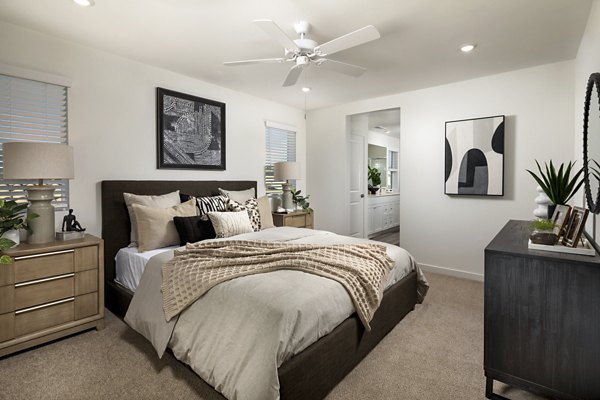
274 161 301 181
3 142 74 180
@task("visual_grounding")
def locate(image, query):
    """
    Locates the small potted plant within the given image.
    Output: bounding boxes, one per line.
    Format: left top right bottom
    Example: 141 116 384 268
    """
368 166 382 194
529 219 558 245
0 199 38 247
526 160 584 218
290 189 313 213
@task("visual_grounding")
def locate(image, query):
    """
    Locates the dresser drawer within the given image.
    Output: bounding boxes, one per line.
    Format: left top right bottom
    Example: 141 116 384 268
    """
15 298 74 337
14 274 74 310
14 251 74 283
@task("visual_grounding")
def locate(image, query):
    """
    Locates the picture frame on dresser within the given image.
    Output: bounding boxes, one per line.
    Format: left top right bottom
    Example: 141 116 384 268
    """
156 87 226 171
562 206 589 247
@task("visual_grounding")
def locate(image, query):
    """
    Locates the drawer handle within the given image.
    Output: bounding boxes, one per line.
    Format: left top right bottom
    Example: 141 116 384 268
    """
14 273 75 288
15 297 74 315
15 249 74 261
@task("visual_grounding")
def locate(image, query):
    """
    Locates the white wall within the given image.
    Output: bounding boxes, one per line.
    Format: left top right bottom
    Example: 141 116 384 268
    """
0 22 306 236
307 61 575 279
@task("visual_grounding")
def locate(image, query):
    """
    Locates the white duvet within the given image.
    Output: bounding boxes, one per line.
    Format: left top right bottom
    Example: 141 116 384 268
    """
125 227 427 400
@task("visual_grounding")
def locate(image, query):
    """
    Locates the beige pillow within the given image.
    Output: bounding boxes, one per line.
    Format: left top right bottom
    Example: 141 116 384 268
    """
256 196 275 229
218 187 255 203
124 190 181 245
207 211 253 238
132 199 197 252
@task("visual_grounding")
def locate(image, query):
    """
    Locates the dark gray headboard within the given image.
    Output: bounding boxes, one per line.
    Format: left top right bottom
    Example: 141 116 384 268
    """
100 180 257 316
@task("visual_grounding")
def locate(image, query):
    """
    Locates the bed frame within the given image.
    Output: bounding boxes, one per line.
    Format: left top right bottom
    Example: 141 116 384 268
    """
101 180 418 400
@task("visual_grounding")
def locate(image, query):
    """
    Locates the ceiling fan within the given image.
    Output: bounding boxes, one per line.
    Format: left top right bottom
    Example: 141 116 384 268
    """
224 19 380 87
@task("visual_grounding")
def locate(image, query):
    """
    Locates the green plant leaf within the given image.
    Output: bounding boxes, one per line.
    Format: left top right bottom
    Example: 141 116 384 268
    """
0 255 12 264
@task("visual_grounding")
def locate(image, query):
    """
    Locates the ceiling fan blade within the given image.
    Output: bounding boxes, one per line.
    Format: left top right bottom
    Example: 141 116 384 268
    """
314 25 380 56
254 19 300 52
223 58 286 66
318 59 367 77
283 66 304 87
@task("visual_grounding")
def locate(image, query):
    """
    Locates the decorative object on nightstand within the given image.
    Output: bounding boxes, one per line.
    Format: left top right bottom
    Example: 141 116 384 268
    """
532 186 552 219
0 199 38 248
3 142 74 244
274 161 301 211
0 234 104 357
57 209 86 241
528 219 558 245
290 189 313 213
272 210 314 229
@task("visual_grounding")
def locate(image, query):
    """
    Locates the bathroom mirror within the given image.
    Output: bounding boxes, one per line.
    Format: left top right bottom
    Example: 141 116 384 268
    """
583 73 600 214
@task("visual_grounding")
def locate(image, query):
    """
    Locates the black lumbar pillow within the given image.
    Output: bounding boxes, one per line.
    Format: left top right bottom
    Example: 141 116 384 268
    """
173 215 216 245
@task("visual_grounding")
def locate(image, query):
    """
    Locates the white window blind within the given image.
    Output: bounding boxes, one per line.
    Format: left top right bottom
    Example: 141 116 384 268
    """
0 74 69 210
265 124 296 194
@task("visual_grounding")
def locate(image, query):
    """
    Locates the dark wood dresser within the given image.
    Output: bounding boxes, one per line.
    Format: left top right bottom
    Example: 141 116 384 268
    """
484 220 600 399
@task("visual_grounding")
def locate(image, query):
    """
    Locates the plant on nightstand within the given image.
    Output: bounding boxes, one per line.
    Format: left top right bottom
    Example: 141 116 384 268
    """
290 189 313 213
0 199 38 249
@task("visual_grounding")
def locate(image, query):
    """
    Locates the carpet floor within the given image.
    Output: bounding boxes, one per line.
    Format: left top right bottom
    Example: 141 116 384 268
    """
0 273 549 400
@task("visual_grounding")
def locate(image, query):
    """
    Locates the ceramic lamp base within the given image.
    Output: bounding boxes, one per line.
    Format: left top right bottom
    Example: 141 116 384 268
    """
282 182 294 211
26 185 56 244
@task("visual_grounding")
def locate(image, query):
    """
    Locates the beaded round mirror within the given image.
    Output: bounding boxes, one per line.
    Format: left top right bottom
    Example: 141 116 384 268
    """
583 73 600 214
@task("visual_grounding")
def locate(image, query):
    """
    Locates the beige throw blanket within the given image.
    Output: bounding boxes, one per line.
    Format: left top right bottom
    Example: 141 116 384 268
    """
162 240 394 330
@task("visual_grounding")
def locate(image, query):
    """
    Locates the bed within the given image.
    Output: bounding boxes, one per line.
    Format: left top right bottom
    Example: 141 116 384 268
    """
101 180 424 400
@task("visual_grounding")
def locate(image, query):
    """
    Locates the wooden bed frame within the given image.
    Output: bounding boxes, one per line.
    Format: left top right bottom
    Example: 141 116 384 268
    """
101 180 418 400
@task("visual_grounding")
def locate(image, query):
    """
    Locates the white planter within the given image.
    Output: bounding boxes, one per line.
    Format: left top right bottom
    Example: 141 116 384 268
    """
1 230 20 247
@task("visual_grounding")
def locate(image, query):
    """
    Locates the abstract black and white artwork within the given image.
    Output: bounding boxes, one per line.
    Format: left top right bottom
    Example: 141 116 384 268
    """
157 88 226 170
445 115 505 196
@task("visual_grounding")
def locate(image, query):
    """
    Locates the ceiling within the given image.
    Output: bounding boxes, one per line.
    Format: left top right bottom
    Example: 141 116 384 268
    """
367 108 401 138
0 0 592 110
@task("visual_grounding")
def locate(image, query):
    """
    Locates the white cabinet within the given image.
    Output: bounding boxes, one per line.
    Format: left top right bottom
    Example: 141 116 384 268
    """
367 194 400 236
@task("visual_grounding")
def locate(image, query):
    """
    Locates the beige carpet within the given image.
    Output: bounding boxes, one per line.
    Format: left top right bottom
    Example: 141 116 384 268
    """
0 273 548 400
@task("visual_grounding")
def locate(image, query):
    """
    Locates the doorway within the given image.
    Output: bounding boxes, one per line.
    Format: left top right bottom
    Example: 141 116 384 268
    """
346 108 400 245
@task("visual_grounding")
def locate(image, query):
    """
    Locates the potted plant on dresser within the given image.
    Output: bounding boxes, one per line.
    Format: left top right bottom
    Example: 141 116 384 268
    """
0 199 38 247
526 160 584 218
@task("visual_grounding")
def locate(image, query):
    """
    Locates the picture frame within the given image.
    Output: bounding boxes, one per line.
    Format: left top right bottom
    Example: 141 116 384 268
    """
156 87 226 170
562 206 589 247
551 205 572 237
444 115 505 196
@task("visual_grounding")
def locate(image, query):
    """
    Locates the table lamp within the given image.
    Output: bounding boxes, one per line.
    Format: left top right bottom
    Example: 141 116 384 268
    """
3 143 74 244
274 161 301 211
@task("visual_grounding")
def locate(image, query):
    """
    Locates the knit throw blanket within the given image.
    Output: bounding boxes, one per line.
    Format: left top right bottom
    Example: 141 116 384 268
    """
161 240 394 330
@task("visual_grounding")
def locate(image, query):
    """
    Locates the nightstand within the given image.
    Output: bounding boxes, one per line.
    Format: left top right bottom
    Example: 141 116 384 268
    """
272 210 314 229
0 234 104 357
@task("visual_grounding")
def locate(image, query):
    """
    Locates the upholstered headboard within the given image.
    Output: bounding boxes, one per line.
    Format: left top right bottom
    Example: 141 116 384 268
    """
100 180 257 316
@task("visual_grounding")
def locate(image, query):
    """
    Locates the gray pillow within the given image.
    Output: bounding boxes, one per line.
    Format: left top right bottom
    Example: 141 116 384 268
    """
218 187 255 203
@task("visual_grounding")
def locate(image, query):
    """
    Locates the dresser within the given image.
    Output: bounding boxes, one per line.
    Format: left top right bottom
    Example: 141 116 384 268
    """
484 220 600 399
272 210 314 229
0 235 104 357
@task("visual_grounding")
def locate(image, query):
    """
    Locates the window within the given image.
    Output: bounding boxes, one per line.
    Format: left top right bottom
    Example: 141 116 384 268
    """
265 122 296 195
0 74 69 210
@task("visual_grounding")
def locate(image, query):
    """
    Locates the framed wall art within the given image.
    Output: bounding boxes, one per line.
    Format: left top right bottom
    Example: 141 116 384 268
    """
444 115 505 196
157 87 226 170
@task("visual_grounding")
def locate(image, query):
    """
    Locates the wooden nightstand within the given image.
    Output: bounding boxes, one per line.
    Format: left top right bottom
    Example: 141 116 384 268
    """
272 211 314 229
0 234 104 357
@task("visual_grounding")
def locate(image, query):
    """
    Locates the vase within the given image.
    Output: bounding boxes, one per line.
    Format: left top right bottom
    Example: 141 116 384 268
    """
1 229 20 247
533 186 551 219
547 204 557 220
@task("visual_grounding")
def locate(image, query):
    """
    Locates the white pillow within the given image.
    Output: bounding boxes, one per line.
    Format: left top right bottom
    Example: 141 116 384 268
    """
218 188 255 203
256 196 275 229
207 211 253 238
123 190 181 246
132 199 197 252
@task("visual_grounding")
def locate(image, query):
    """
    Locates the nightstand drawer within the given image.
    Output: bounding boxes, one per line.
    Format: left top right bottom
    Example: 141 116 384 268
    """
15 298 74 337
75 292 98 320
75 270 97 296
288 215 307 227
0 285 14 314
14 251 74 283
75 246 98 272
15 274 74 310
0 313 14 342
0 263 14 286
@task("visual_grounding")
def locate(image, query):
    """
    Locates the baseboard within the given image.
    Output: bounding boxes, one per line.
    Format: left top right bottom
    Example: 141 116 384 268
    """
418 263 484 282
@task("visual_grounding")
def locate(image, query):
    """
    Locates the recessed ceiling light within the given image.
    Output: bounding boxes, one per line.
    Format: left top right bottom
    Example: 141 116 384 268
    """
301 87 311 93
460 44 476 53
73 0 95 6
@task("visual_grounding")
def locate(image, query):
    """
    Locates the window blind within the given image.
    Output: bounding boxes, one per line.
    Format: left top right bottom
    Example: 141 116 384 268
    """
0 74 69 210
265 125 296 194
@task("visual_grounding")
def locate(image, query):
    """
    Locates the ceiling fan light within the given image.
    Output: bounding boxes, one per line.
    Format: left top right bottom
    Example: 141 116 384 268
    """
460 44 476 53
73 0 95 6
301 87 311 93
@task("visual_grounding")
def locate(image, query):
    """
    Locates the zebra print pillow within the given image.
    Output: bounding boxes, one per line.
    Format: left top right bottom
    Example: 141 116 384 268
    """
190 195 228 220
